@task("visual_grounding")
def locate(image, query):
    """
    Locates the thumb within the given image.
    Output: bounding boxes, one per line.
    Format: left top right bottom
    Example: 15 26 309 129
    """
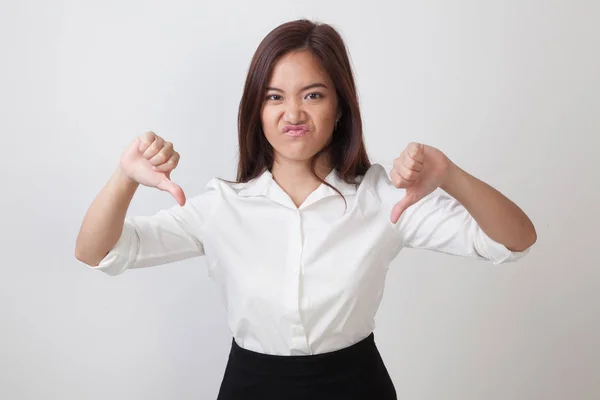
390 194 417 224
157 177 187 206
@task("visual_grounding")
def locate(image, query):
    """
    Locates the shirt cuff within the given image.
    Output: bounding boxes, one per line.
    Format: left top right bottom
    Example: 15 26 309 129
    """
474 228 531 265
91 220 139 276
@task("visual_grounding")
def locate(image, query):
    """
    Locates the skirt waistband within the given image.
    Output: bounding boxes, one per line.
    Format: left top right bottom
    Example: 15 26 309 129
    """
227 333 377 376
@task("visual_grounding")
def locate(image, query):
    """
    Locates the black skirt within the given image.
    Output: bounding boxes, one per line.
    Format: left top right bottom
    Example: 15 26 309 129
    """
216 333 397 400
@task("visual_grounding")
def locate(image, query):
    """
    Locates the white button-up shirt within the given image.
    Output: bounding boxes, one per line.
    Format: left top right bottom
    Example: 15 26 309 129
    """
89 164 529 355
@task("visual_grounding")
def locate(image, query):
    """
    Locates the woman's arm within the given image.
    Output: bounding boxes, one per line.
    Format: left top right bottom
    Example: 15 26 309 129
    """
389 142 537 255
440 162 537 252
75 167 139 266
76 169 217 276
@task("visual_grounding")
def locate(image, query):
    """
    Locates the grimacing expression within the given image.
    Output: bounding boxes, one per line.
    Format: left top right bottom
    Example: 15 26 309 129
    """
261 50 340 164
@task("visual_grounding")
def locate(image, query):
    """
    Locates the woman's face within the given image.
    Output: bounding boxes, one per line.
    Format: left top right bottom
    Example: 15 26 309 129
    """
261 49 340 166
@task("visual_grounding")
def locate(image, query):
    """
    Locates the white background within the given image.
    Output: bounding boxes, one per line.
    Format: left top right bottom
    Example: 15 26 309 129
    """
1 0 599 399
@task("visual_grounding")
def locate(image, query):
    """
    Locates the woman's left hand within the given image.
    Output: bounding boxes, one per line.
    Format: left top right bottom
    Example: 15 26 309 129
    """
389 142 452 223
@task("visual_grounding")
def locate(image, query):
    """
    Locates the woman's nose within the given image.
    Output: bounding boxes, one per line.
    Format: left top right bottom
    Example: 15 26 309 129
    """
284 99 307 123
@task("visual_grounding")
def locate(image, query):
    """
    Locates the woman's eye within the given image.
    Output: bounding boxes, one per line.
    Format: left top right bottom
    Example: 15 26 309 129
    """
265 93 323 101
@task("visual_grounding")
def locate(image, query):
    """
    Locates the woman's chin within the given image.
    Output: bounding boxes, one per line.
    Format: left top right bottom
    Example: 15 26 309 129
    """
274 148 321 164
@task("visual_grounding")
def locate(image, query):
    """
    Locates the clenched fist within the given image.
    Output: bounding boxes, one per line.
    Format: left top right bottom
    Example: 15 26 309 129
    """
390 142 451 224
119 131 186 206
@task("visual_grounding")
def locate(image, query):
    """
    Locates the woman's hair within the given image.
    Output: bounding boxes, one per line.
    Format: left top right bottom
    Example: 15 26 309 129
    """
236 19 371 186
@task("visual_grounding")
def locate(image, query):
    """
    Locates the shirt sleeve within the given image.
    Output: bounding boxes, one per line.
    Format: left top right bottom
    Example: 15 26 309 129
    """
369 164 530 265
89 178 220 276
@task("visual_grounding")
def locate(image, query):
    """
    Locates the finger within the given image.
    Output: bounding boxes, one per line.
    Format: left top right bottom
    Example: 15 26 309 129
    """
408 142 425 163
404 153 423 172
390 194 417 224
398 165 420 182
148 142 174 166
153 152 180 172
142 136 165 159
390 168 412 189
156 177 186 206
138 131 157 153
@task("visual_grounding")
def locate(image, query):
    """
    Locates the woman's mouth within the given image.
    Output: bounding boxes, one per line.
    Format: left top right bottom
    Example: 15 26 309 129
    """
283 125 309 137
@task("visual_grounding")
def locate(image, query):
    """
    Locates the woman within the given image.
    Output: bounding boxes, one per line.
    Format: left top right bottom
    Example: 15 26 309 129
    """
75 19 536 400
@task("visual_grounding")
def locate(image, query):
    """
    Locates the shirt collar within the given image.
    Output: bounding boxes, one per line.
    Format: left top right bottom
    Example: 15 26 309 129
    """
238 168 358 208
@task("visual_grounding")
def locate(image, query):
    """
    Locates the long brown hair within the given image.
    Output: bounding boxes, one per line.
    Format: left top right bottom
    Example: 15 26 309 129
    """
237 19 371 188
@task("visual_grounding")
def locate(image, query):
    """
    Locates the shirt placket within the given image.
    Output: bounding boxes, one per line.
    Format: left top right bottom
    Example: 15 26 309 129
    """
285 208 309 355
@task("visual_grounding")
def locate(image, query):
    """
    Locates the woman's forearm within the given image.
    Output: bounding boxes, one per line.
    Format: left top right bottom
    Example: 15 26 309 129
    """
440 162 537 252
75 167 139 266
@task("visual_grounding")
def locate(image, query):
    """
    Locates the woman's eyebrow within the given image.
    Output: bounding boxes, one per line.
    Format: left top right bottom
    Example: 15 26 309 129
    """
266 83 329 92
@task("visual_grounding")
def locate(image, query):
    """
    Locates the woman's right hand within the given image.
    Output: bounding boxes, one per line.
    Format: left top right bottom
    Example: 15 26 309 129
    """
119 131 186 206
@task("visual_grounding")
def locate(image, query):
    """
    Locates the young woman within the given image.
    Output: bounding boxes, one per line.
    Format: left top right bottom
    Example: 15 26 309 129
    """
75 19 536 400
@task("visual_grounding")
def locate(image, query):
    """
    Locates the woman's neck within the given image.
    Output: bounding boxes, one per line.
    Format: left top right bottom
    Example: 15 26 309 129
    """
270 157 333 207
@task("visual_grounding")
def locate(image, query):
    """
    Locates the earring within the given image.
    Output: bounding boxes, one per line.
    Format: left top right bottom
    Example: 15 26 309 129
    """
334 119 340 130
